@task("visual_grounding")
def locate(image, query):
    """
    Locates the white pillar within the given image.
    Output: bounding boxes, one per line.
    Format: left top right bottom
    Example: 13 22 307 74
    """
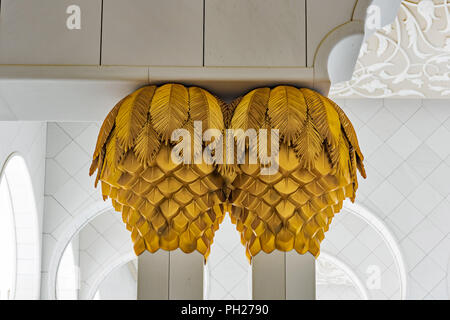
252 251 315 300
137 250 204 300
285 251 316 300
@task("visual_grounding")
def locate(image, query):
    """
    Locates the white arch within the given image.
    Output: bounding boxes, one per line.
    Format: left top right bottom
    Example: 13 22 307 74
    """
0 153 40 299
343 201 408 299
313 0 403 91
319 251 370 300
47 197 408 299
0 157 17 299
46 200 112 300
85 252 136 300
313 20 366 93
327 33 364 84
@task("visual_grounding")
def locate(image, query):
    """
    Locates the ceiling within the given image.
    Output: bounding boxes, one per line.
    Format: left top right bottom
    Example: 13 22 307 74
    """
4 1 444 121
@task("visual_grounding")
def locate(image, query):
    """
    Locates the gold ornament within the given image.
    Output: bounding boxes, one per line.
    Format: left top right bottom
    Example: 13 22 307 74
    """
229 87 365 260
90 84 365 262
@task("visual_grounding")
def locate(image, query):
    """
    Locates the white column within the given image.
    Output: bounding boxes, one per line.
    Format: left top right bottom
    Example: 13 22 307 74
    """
137 251 169 299
168 250 203 300
137 250 203 300
252 251 315 300
285 251 316 300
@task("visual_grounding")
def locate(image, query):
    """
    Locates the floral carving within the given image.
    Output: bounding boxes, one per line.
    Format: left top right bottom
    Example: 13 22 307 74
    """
330 0 450 98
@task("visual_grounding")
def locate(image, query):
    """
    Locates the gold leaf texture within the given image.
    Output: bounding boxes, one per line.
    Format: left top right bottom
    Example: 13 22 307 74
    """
91 84 365 262
230 85 365 261
90 84 226 260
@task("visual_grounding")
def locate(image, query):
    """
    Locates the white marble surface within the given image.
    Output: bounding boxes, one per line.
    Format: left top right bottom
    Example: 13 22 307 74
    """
205 0 306 67
102 0 203 66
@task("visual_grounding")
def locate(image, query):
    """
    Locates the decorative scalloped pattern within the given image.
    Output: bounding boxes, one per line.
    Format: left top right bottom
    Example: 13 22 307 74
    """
91 84 365 261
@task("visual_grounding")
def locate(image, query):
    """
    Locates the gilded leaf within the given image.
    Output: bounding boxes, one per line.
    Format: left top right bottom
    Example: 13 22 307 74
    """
217 134 238 186
231 88 269 132
222 96 242 127
231 88 269 158
293 114 322 169
134 121 161 167
105 128 123 173
301 88 340 167
267 86 306 145
116 86 156 152
181 118 204 163
189 87 224 131
92 98 122 163
150 84 189 142
348 147 358 201
337 134 351 179
94 147 105 187
327 97 366 178
89 156 99 177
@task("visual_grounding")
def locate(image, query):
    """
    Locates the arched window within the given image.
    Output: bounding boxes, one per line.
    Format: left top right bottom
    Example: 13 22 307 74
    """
0 166 16 300
0 154 40 300
93 261 137 300
56 240 79 300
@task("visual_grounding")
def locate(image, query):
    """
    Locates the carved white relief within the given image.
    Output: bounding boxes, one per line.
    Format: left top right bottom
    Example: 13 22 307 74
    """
316 257 356 287
330 0 450 98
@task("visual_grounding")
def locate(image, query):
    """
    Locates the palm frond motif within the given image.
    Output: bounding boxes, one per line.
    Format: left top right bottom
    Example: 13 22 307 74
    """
116 86 156 152
90 84 226 259
267 86 307 145
150 84 189 143
91 84 365 261
230 85 365 261
134 121 161 168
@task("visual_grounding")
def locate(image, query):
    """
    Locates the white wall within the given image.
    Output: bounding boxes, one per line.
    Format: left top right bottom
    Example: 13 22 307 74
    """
77 210 133 300
0 121 47 299
333 98 450 299
40 122 102 299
